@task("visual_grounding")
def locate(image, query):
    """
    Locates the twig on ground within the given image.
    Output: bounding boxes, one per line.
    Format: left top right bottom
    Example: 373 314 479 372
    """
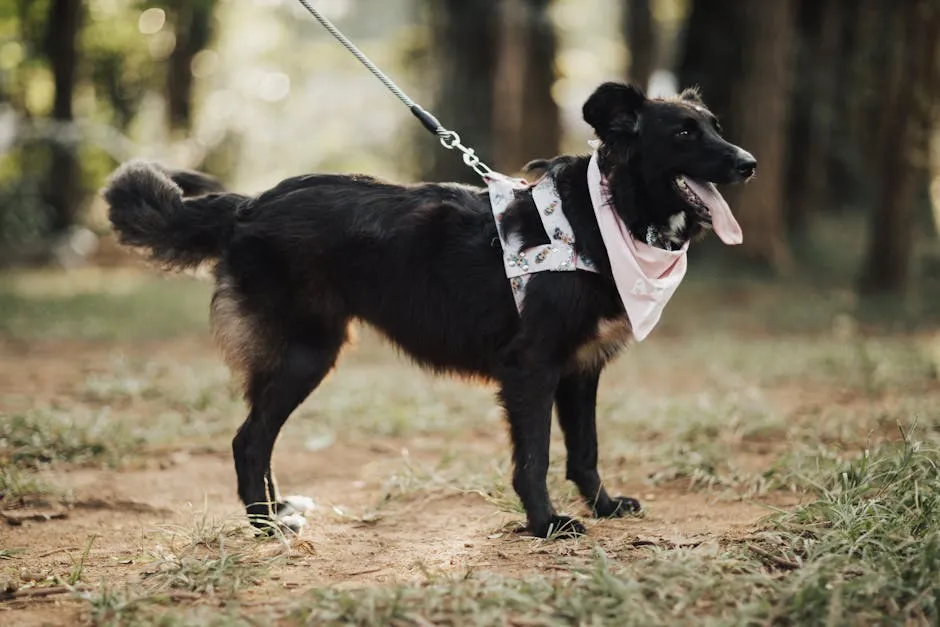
342 567 383 577
1 584 91 601
747 543 799 569
36 547 79 559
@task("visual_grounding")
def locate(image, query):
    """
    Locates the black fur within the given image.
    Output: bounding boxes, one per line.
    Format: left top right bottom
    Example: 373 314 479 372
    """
103 82 756 539
103 162 246 270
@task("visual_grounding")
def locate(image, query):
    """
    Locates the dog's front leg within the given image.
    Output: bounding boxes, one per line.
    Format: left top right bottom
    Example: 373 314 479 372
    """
555 370 641 519
499 368 585 538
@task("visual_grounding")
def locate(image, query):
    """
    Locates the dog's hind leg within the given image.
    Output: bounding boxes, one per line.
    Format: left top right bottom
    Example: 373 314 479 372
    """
232 334 344 534
555 370 640 518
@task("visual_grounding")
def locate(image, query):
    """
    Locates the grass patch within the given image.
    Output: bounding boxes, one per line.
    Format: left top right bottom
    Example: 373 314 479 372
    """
141 543 269 598
0 466 53 506
77 356 244 449
68 535 98 586
277 431 940 625
0 409 141 470
646 449 780 499
289 362 499 439
610 334 936 399
0 268 210 341
138 508 292 598
86 586 259 627
83 511 295 626
289 553 777 626
756 429 940 623
80 357 238 411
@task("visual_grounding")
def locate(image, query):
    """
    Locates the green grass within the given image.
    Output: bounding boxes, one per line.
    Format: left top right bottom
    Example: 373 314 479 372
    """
0 409 142 470
0 465 53 506
285 433 940 626
87 593 257 627
68 535 98 586
0 268 210 341
84 511 290 627
0 409 141 510
76 355 245 451
141 544 270 598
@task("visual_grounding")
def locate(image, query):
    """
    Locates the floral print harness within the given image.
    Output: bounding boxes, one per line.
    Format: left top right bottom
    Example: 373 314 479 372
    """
485 172 598 311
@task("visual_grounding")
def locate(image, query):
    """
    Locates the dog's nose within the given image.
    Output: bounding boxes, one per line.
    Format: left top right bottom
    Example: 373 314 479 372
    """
735 151 757 179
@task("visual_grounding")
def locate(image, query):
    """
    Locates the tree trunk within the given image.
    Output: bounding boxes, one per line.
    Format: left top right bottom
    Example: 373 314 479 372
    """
420 0 499 184
785 0 842 235
166 0 215 134
492 0 559 173
859 0 940 294
43 0 83 234
676 0 746 137
725 0 796 272
624 0 656 90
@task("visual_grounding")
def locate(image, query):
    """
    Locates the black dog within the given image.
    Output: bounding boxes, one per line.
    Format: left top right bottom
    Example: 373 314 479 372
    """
103 83 756 538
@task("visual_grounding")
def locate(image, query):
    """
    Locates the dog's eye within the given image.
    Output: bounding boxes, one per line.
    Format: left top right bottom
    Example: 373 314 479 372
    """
713 121 723 134
675 129 692 139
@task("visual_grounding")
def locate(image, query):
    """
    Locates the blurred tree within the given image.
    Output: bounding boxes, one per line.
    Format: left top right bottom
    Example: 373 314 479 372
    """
0 1 54 255
859 0 940 294
676 0 744 138
724 0 796 272
492 0 559 173
828 0 885 214
165 0 216 135
42 0 83 234
419 0 499 184
76 2 159 134
1 0 158 256
623 0 656 90
785 0 841 236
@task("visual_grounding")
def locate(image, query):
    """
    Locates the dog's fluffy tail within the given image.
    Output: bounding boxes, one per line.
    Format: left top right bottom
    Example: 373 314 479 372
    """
103 160 247 270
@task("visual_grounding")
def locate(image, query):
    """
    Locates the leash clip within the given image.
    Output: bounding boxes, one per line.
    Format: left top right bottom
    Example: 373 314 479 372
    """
438 130 493 178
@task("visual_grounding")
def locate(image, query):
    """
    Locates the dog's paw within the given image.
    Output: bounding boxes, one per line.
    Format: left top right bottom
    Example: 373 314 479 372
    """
249 495 317 537
280 495 316 517
593 495 641 518
277 513 307 534
274 495 316 535
532 515 586 539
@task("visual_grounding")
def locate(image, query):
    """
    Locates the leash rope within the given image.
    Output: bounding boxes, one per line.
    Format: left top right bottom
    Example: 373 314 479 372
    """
294 0 493 177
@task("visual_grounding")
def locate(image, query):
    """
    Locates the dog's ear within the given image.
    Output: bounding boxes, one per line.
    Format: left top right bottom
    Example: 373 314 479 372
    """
582 82 646 141
678 86 704 106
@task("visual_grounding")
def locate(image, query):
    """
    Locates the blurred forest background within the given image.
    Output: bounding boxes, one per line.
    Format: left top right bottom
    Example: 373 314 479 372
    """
1 0 940 299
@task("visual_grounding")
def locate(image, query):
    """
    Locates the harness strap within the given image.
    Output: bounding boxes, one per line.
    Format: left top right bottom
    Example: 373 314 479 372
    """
487 173 597 311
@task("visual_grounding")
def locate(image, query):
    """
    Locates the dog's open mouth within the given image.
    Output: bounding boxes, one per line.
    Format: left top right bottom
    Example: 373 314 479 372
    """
673 175 743 245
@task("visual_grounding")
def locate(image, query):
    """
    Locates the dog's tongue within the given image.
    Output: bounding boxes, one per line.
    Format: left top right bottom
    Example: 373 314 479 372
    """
682 177 743 245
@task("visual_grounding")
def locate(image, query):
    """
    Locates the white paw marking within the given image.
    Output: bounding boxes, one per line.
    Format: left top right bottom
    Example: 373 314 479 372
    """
282 495 316 515
277 513 307 534
274 495 315 535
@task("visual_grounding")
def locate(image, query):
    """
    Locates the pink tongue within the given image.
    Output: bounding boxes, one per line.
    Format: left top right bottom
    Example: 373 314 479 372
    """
683 177 743 245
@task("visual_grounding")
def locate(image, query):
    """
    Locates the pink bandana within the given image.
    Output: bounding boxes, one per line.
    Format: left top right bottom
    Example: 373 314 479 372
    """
587 150 742 340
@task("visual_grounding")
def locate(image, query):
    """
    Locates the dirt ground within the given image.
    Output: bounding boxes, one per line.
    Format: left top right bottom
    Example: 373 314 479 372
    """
0 331 808 626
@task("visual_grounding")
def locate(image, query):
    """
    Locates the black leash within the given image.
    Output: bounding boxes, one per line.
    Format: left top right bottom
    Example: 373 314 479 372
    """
294 0 493 177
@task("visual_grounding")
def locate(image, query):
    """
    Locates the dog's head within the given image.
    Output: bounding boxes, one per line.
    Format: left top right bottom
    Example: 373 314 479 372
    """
583 82 755 246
